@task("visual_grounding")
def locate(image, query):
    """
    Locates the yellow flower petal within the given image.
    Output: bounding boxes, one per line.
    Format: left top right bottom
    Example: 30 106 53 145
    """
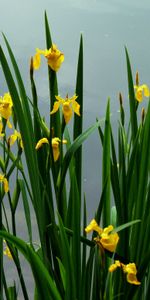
35 138 49 150
33 52 41 70
134 86 143 102
52 137 61 161
142 84 150 97
62 102 73 124
134 83 150 102
8 133 17 146
45 44 64 71
51 137 67 161
50 101 61 115
109 260 122 272
55 95 64 102
126 273 141 285
3 178 9 193
0 121 4 138
0 93 13 120
0 103 12 119
8 130 23 149
72 100 80 116
85 219 103 235
0 174 9 193
7 119 12 129
123 263 141 285
86 221 119 252
100 225 119 252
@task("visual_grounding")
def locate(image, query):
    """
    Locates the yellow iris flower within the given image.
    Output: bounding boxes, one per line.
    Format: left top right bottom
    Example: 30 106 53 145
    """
134 84 150 102
134 72 150 102
35 137 67 162
33 44 64 72
0 93 13 128
109 260 141 285
0 174 9 193
85 219 119 252
8 130 23 149
50 94 80 124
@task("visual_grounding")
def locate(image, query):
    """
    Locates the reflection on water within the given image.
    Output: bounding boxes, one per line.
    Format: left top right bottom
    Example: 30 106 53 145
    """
1 0 150 298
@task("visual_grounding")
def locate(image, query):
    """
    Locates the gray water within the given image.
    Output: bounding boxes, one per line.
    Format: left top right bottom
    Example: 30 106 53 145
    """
1 0 150 298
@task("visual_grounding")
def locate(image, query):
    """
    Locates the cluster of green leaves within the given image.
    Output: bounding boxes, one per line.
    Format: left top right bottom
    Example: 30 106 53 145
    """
0 12 150 300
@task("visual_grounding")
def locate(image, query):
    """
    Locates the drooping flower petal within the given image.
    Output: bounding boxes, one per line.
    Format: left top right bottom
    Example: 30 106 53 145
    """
62 101 73 123
126 273 141 285
72 99 80 116
35 138 49 150
50 101 61 115
123 263 141 285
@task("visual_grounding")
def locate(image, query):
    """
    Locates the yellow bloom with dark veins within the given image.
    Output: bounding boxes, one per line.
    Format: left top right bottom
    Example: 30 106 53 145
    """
35 138 49 150
0 174 9 193
109 260 141 285
35 137 67 162
33 44 64 71
8 130 23 149
85 219 119 252
50 94 80 124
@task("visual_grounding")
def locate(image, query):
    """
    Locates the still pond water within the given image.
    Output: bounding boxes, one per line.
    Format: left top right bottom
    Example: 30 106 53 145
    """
0 0 150 298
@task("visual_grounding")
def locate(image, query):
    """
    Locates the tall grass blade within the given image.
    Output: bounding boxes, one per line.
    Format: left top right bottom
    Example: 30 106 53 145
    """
73 35 83 198
102 99 111 227
125 47 138 142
